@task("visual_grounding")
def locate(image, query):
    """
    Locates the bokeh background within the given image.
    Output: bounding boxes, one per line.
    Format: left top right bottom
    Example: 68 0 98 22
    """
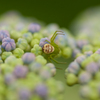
1 0 100 29
1 0 100 100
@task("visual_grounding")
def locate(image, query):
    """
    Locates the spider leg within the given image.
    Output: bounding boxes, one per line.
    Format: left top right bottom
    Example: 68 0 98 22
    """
50 31 64 42
49 56 62 70
50 31 57 42
50 55 66 64
45 40 51 44
48 57 51 62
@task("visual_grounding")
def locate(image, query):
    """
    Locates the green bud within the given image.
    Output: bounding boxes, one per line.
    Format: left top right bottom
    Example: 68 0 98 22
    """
36 55 47 65
33 33 43 40
31 39 39 47
66 73 78 86
62 47 72 58
17 38 29 50
13 48 24 58
1 52 12 60
31 44 42 56
82 44 93 53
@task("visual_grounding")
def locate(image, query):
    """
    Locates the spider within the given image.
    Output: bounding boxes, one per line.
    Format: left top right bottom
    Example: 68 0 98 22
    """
42 30 66 64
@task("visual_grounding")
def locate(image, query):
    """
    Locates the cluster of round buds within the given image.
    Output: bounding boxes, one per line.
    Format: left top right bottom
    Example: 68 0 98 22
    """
65 47 100 99
0 53 64 100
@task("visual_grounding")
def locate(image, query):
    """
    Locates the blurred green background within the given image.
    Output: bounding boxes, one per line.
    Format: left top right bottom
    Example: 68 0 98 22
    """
1 0 100 100
1 0 100 29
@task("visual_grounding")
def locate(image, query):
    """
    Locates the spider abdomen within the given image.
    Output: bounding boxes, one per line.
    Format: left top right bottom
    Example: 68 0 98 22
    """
42 44 54 54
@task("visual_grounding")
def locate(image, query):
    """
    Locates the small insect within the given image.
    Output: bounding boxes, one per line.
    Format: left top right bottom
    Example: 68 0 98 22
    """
42 30 66 64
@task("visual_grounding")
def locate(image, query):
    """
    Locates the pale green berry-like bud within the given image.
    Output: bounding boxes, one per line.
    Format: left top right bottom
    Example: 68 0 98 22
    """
33 33 43 40
88 89 99 100
91 53 100 62
13 48 24 58
31 39 39 47
0 57 3 64
0 59 3 64
81 57 93 69
94 72 100 81
25 44 31 52
10 30 22 41
36 55 47 65
22 32 33 43
0 63 13 74
16 38 29 50
93 46 100 52
82 44 93 53
66 73 78 86
31 44 42 56
1 52 12 60
92 39 100 47
4 55 20 66
62 47 72 58
5 57 23 67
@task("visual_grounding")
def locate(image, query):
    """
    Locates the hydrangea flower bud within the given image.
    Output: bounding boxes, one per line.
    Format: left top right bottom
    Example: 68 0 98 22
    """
28 23 41 33
0 30 10 42
31 44 42 56
13 65 28 78
39 37 50 48
22 32 32 43
16 38 28 50
34 83 48 98
22 53 35 64
13 48 24 58
2 37 16 51
79 71 92 84
67 61 80 75
86 62 99 74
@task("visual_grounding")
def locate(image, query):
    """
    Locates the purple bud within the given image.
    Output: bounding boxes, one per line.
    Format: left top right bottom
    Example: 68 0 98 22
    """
34 83 48 98
72 48 81 58
28 23 41 33
18 88 31 100
39 37 50 48
22 53 35 64
95 49 100 54
75 55 86 65
77 40 88 49
2 37 16 51
13 65 28 78
67 61 80 75
29 62 42 73
86 62 99 74
84 51 93 57
0 30 10 42
80 86 91 98
40 69 51 80
4 73 16 85
79 72 91 84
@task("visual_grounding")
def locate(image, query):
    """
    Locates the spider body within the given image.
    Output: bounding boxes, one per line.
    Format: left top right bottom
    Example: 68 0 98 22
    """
42 44 54 54
42 31 66 64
